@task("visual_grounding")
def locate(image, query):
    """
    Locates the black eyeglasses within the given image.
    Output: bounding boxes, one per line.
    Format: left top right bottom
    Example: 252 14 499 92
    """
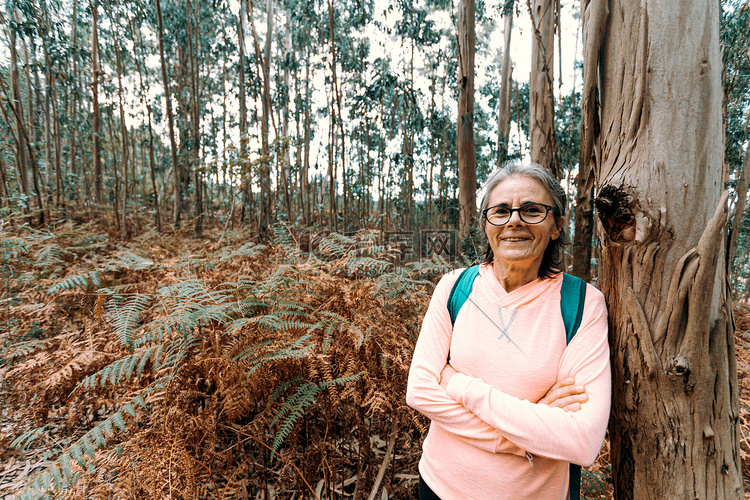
483 203 555 226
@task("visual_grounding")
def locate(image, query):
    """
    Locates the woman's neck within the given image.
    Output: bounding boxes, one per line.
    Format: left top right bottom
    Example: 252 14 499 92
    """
492 262 540 293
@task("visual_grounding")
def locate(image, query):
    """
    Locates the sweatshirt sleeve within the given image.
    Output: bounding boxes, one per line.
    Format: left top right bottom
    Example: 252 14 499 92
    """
406 272 526 456
444 285 611 466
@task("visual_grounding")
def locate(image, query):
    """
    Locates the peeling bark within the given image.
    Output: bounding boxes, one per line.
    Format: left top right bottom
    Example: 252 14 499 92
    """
584 1 743 497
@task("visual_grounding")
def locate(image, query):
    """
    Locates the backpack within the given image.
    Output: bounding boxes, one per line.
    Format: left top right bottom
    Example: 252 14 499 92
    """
447 265 587 500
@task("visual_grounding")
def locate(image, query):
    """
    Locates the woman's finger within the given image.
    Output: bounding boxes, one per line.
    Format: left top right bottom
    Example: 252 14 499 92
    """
539 379 587 407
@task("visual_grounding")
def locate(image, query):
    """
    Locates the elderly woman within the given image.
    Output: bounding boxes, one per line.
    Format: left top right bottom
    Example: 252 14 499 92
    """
406 162 611 500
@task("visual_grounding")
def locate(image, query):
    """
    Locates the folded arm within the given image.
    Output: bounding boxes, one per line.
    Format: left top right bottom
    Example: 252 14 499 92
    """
443 288 611 466
406 272 525 455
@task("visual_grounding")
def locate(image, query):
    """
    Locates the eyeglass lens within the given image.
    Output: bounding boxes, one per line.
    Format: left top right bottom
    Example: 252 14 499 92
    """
485 204 549 225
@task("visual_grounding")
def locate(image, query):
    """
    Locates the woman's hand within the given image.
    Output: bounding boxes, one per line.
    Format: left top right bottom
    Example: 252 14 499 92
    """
539 378 588 412
439 364 459 391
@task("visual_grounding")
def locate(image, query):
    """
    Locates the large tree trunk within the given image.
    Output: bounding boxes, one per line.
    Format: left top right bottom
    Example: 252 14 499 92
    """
456 0 476 241
496 5 514 168
582 0 743 497
528 0 558 177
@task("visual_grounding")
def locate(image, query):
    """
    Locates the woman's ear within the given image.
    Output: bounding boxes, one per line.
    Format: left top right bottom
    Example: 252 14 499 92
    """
551 216 564 241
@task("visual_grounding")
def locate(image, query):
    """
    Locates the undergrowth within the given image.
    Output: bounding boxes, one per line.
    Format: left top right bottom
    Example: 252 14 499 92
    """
0 222 616 499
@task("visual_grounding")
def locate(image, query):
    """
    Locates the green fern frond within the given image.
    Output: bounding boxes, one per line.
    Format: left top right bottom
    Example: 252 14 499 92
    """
74 345 161 392
582 467 611 498
106 293 151 350
372 273 428 300
269 372 365 456
233 335 314 376
270 223 299 251
34 243 66 268
10 425 49 450
47 271 102 294
2 339 47 366
270 380 321 454
318 371 366 390
231 297 270 317
13 386 156 499
107 251 155 271
219 242 267 262
267 376 306 407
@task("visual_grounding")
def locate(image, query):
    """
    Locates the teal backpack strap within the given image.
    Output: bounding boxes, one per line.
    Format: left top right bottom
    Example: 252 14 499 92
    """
447 265 481 326
560 273 587 500
560 273 587 345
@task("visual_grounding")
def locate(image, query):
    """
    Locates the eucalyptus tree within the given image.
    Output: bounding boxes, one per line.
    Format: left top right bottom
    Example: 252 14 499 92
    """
493 0 515 169
722 0 750 296
154 0 180 226
90 0 103 205
528 0 558 177
456 0 475 240
582 0 743 496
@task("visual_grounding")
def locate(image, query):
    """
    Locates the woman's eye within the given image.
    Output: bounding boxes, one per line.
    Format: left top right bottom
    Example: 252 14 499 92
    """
523 206 543 215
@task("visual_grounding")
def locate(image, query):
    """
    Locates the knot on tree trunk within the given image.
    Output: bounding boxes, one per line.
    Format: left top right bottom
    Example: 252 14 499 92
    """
595 185 636 242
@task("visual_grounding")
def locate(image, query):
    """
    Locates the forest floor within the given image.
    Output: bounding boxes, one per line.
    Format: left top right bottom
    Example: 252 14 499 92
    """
0 220 749 499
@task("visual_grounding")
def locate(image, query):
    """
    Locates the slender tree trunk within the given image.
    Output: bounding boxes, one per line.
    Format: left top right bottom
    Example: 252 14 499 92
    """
327 80 336 230
238 0 250 223
155 0 180 226
329 0 347 230
130 16 161 232
249 0 274 236
107 107 122 231
582 0 743 497
91 0 103 205
186 0 202 235
8 4 30 205
23 36 45 221
303 53 311 225
69 0 79 200
528 0 559 177
496 5 514 167
457 0 476 240
36 0 63 209
115 41 129 237
728 105 750 268
0 157 8 207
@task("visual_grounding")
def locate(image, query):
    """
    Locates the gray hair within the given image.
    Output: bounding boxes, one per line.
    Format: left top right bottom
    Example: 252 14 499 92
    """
478 161 569 278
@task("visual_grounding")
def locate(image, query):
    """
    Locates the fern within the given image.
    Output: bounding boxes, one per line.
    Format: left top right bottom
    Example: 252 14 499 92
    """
34 243 65 268
10 425 49 451
106 294 151 350
13 389 153 500
218 242 267 263
47 271 101 294
582 467 611 498
233 335 315 376
269 372 366 456
270 380 321 455
73 345 163 391
2 339 47 366
105 251 156 271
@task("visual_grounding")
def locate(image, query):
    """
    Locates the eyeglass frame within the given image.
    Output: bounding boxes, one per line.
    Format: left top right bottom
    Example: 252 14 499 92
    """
482 202 557 226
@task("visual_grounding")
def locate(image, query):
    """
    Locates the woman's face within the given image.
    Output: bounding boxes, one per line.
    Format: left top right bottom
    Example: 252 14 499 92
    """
484 175 561 274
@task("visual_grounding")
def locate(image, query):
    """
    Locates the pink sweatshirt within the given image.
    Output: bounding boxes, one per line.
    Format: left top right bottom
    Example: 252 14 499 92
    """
406 264 611 500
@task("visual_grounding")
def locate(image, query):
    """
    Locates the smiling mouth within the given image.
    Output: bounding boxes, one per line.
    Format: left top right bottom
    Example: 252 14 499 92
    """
502 238 529 242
